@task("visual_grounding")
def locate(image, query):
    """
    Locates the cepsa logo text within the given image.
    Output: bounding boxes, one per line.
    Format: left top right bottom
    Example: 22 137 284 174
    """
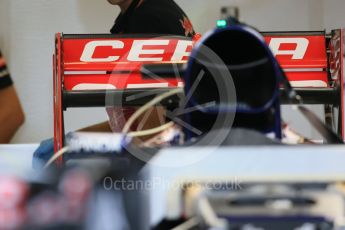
268 37 309 60
80 39 193 63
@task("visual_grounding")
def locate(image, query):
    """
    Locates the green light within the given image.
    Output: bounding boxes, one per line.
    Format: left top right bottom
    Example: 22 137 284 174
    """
217 19 227 28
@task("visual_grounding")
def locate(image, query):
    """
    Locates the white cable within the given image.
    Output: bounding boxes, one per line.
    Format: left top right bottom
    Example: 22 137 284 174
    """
136 107 155 131
122 88 183 134
198 196 228 229
171 217 200 230
44 147 69 169
127 121 174 137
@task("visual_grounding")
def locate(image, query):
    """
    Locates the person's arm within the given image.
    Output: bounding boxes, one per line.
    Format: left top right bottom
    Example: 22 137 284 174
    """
0 86 25 143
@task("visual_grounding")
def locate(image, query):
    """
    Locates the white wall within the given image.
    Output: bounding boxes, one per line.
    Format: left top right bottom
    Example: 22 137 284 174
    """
0 0 118 143
0 0 344 143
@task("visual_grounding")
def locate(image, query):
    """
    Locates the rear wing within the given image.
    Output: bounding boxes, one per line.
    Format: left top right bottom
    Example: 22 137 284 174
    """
53 30 344 155
53 34 194 157
263 30 344 139
264 31 329 88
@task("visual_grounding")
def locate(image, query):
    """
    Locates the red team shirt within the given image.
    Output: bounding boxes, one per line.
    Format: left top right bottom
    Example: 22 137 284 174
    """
110 0 195 37
107 0 196 132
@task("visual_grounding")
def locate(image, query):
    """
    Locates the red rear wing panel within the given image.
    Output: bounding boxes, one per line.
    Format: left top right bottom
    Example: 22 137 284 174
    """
263 31 328 88
61 32 331 91
62 35 193 91
53 31 345 153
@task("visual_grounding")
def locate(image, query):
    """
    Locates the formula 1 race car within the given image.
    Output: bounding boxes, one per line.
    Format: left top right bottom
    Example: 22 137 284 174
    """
52 29 344 156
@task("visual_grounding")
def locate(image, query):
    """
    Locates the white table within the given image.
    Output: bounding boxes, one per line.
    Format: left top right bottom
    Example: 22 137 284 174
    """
0 144 38 176
143 145 345 225
3 144 345 227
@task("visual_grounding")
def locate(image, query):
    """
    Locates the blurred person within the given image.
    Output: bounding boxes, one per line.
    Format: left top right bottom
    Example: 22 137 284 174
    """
33 0 195 167
96 0 196 133
0 49 25 143
108 0 195 36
